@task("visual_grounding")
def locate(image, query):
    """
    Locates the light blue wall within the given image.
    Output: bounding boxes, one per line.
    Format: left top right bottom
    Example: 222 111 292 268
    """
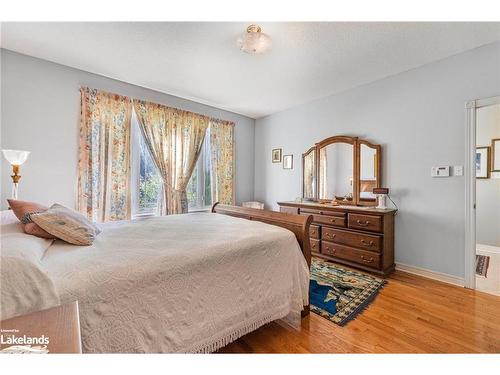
1 50 255 209
254 42 500 278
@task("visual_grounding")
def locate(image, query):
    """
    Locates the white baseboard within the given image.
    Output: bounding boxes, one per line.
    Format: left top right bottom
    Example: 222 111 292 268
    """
395 262 465 287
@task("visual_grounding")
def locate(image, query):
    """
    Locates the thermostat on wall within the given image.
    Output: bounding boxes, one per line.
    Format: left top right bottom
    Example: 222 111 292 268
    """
431 166 450 177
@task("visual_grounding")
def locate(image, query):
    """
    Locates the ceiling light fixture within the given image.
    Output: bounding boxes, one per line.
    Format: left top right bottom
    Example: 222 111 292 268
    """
237 24 272 55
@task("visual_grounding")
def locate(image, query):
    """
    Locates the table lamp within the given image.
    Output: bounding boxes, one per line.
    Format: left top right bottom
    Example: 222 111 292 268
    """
2 149 30 200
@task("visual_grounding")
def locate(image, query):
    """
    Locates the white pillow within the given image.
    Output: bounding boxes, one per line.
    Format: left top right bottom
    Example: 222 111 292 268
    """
1 211 60 320
1 209 24 234
1 256 60 320
1 210 54 263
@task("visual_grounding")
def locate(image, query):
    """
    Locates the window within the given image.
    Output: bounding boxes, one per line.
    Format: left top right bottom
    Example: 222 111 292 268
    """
131 109 212 217
186 128 212 211
131 110 162 217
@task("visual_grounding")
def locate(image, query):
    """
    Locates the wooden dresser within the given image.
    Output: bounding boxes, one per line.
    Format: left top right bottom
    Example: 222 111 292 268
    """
278 201 396 277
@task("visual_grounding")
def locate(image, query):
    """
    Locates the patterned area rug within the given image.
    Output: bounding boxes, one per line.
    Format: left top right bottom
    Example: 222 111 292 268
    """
476 254 490 277
310 258 386 325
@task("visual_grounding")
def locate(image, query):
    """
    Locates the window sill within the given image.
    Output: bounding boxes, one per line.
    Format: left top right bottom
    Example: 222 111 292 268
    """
132 208 211 219
132 212 157 220
188 207 211 213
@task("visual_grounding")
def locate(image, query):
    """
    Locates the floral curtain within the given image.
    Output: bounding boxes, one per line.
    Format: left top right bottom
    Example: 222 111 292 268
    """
209 119 235 205
133 100 209 215
78 87 132 222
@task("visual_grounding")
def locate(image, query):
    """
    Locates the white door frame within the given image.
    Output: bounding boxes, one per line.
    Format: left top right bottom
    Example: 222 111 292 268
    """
464 95 500 289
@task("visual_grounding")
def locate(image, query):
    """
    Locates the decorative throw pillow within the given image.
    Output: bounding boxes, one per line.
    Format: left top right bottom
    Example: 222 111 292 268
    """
7 199 56 239
31 204 101 246
24 222 57 239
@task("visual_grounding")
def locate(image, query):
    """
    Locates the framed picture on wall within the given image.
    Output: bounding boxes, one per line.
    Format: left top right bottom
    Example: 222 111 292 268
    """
283 154 293 170
492 138 500 172
476 146 491 179
272 148 282 163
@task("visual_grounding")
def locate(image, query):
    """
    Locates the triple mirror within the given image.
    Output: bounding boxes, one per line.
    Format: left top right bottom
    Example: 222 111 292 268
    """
302 136 381 206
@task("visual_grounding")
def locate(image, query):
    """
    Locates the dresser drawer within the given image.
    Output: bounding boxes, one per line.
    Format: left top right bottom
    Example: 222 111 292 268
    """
348 213 383 232
310 238 320 253
300 208 344 217
321 241 381 269
312 214 346 227
322 227 382 252
309 225 320 239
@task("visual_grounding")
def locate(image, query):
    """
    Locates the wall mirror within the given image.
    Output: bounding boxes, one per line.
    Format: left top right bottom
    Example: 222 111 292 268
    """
302 147 316 199
301 135 382 206
358 141 381 202
318 138 355 202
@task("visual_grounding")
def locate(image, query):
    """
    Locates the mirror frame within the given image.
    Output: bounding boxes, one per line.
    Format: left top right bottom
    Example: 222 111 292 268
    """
300 135 382 206
316 135 358 205
302 146 317 200
356 140 382 206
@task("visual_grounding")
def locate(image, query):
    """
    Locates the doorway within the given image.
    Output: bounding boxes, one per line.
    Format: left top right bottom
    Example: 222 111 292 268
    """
465 96 500 295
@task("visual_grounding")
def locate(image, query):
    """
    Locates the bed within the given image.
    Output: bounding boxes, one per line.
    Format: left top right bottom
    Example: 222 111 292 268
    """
0 204 312 353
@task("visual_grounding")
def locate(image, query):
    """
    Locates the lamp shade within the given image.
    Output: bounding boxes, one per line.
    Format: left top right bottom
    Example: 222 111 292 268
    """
2 149 30 165
237 25 272 55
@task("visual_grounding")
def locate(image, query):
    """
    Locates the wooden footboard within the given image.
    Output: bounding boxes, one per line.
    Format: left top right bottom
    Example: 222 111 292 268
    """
211 203 312 316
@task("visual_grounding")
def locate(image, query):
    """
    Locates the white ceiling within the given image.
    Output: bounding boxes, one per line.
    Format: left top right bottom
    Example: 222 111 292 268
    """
2 22 500 118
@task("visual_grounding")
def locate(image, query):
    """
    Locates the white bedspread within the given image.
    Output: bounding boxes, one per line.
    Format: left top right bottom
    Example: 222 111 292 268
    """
40 213 309 353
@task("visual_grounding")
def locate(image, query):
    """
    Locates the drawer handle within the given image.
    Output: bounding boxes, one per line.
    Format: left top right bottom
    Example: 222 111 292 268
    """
311 243 316 249
319 211 324 215
361 239 374 247
325 233 336 239
330 218 339 223
327 247 336 254
356 220 370 227
361 255 374 263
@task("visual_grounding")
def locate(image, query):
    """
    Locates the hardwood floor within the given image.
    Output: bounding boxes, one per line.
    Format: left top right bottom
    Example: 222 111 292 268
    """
220 271 500 353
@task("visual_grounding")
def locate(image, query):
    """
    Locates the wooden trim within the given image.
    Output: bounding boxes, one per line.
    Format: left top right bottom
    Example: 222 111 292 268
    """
315 135 357 149
212 203 312 316
277 201 397 215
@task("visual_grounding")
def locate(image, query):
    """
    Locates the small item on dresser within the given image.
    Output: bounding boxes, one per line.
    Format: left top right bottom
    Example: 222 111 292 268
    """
7 199 56 239
373 188 389 209
31 204 101 246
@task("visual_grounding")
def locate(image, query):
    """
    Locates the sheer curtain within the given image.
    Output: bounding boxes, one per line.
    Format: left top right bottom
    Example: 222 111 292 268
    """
209 119 235 205
133 99 209 214
78 87 132 222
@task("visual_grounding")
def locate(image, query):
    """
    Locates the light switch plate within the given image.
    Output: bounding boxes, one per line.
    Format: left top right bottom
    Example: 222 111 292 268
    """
453 166 463 176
